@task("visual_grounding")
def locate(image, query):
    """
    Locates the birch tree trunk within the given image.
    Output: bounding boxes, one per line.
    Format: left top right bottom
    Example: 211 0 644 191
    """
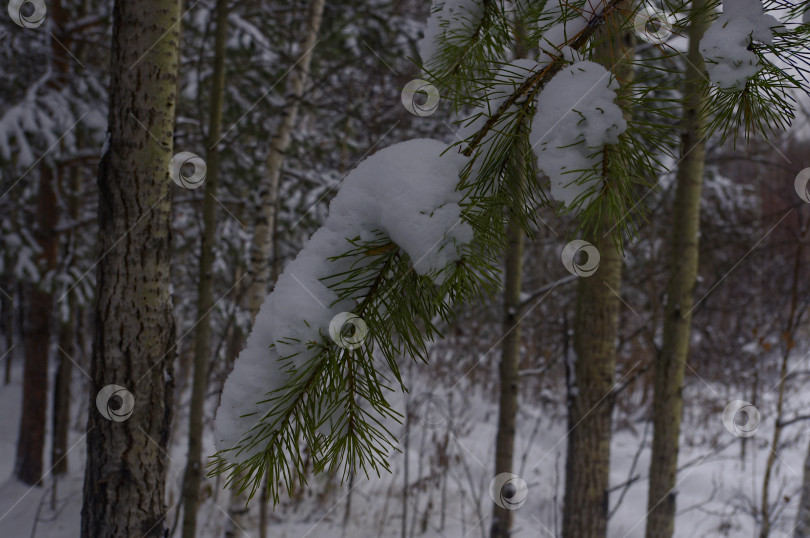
489 176 526 538
246 0 325 317
80 0 181 535
644 3 710 536
180 0 228 536
561 18 631 538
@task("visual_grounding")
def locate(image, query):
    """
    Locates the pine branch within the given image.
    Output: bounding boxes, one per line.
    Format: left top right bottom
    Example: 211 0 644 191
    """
461 0 630 156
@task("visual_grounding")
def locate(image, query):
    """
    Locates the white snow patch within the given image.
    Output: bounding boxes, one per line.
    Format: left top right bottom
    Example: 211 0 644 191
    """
700 0 778 91
530 54 627 208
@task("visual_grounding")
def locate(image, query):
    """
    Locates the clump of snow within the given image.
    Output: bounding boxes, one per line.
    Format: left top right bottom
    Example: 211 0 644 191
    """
419 0 486 68
700 0 778 91
215 139 471 461
530 52 627 208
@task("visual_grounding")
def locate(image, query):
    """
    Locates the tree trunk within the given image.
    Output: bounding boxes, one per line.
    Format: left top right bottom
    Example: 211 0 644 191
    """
52 310 73 476
644 3 710 536
561 216 622 538
80 0 181 535
246 0 326 318
561 18 631 538
490 33 528 536
15 164 58 486
796 439 810 537
52 109 85 478
180 1 228 536
489 185 525 538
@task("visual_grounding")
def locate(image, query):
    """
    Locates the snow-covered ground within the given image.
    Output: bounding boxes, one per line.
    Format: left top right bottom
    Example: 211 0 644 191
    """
1 351 808 537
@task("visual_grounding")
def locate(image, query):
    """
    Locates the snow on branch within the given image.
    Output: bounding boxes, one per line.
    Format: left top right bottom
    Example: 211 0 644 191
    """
459 0 626 157
700 0 778 91
531 51 628 207
212 139 476 497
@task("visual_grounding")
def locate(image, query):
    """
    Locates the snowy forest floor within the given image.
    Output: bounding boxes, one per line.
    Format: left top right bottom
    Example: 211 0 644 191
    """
1 351 809 537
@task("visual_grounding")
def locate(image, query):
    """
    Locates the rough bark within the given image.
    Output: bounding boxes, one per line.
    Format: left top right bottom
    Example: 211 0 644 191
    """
562 216 623 538
246 0 326 317
80 0 181 536
561 20 631 538
180 0 228 536
644 3 710 536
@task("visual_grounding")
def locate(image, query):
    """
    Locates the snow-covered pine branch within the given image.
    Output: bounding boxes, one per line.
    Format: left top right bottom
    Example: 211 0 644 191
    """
211 139 489 499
